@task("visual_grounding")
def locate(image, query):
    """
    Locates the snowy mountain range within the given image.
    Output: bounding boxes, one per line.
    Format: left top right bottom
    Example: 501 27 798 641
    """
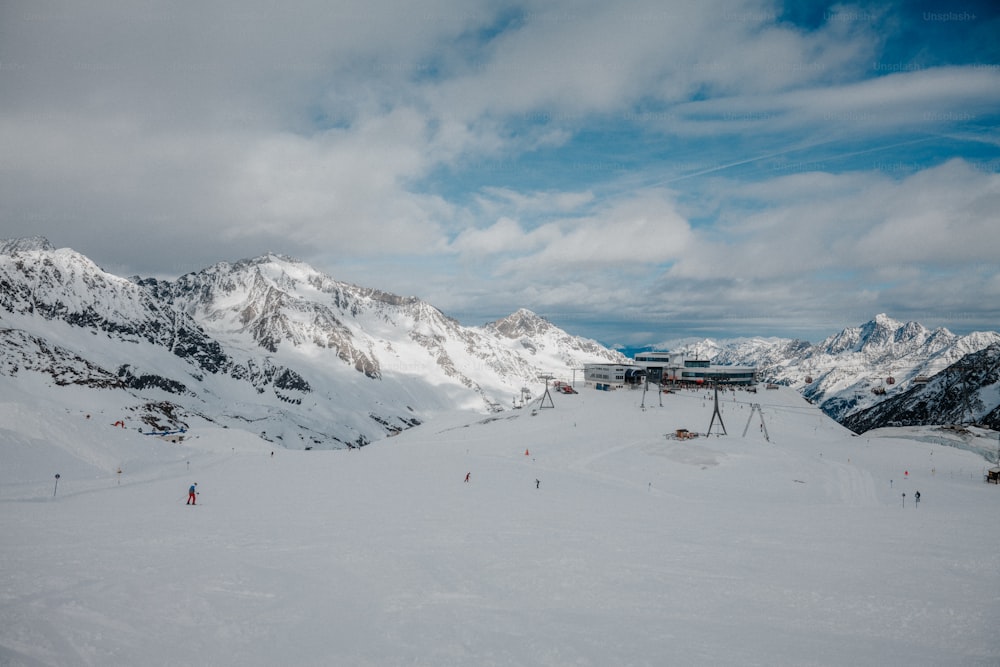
670 314 1000 429
2 237 998 444
0 237 624 449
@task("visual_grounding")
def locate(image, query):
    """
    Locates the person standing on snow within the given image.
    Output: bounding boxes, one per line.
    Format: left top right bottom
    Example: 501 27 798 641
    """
464 472 471 483
187 482 198 505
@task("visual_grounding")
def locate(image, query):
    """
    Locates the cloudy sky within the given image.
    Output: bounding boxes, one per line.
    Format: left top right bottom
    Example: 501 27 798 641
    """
2 0 998 347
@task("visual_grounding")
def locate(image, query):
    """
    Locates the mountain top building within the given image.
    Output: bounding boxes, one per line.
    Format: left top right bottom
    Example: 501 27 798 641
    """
583 352 756 389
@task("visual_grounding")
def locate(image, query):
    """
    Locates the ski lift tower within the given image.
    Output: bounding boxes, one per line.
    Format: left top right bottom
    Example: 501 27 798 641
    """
742 403 770 442
638 372 663 409
538 374 556 409
707 377 728 436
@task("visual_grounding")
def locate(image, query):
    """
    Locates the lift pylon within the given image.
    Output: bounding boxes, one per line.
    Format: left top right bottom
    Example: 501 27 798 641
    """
741 403 770 442
707 381 727 436
538 375 555 409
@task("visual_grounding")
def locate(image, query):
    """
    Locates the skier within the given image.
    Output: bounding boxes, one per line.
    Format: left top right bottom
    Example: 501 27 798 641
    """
915 490 921 505
187 482 197 505
464 472 471 483
535 478 540 489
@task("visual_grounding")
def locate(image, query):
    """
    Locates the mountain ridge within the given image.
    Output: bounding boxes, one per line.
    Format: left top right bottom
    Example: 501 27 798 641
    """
670 313 1000 428
1 238 997 443
0 238 624 448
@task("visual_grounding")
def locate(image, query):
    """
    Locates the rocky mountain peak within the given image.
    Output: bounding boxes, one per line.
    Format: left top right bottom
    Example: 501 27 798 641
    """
820 314 933 355
487 309 553 339
859 313 902 346
0 236 55 255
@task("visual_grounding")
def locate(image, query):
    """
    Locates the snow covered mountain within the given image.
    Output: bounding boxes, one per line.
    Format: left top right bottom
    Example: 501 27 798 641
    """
0 238 624 449
670 314 1000 428
842 342 1000 433
2 237 996 442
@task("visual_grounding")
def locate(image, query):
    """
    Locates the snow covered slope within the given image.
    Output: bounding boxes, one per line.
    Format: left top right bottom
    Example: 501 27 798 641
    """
1 379 997 666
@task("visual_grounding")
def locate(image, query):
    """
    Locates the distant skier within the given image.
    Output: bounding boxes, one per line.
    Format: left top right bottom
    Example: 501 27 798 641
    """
535 479 540 489
464 472 471 483
915 490 921 505
187 482 197 505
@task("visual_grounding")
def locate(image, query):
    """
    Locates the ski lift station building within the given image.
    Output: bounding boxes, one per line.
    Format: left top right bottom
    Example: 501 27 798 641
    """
583 352 757 388
583 363 646 389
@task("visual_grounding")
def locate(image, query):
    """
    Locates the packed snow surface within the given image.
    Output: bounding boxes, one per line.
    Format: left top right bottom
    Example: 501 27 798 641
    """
1 380 998 666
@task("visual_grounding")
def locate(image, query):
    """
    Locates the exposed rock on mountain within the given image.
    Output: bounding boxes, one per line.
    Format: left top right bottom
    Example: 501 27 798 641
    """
485 308 627 368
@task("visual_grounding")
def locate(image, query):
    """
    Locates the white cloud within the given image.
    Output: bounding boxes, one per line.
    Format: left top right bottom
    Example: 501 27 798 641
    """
673 159 1000 278
423 0 882 122
477 187 595 214
449 188 691 286
1 0 997 340
223 108 454 254
666 67 1000 138
0 0 891 273
641 159 1000 336
451 216 538 254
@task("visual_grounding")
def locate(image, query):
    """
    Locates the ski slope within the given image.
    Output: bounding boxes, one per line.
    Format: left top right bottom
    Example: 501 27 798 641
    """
1 380 998 666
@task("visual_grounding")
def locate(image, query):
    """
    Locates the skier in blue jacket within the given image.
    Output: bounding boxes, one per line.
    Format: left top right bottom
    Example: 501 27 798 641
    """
187 483 197 505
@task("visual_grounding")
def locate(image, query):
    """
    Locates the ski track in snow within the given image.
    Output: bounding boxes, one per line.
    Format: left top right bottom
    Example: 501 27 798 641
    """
1 384 999 666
